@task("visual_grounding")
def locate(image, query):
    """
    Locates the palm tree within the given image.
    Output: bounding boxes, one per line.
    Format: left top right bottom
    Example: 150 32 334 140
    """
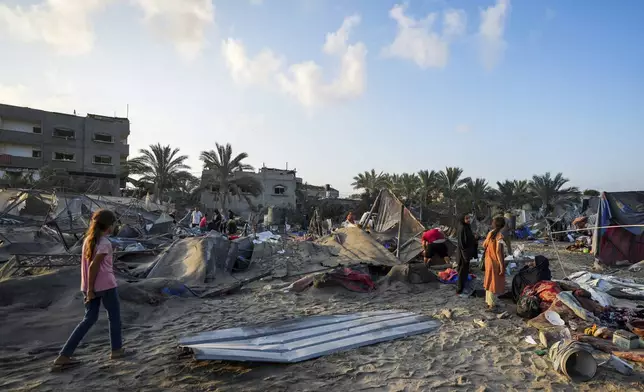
417 169 439 221
397 173 420 206
437 167 471 219
464 178 492 217
127 143 191 202
200 143 262 212
385 173 401 195
529 172 580 216
492 179 532 212
583 189 600 197
513 179 532 208
493 180 516 212
351 169 387 198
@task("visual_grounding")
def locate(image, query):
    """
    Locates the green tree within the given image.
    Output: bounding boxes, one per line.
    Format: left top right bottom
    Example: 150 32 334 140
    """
437 167 470 218
351 169 387 198
396 173 420 206
492 179 532 212
529 172 580 215
583 189 600 196
464 178 492 217
417 169 439 221
127 143 191 202
200 143 263 212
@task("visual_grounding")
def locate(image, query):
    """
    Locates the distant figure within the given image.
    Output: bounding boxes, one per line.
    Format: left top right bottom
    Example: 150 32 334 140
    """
191 207 202 228
421 228 448 264
483 216 507 312
209 209 222 232
199 213 208 232
52 209 131 371
226 210 237 235
456 214 477 295
346 211 356 224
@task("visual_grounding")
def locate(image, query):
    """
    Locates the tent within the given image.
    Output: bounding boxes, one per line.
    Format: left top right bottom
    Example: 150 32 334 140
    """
366 189 427 263
592 191 644 266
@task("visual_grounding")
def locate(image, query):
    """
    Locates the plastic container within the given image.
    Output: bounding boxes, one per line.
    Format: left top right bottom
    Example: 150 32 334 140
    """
613 329 639 349
549 340 597 382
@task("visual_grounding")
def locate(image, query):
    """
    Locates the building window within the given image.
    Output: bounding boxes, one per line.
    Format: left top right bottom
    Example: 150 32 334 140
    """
53 152 75 161
32 150 42 158
53 128 75 139
33 126 42 134
93 133 114 143
274 185 286 195
93 155 112 165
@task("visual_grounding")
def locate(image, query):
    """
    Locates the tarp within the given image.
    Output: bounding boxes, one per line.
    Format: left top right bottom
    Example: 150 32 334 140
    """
369 189 425 262
592 191 644 265
179 310 441 363
315 227 401 267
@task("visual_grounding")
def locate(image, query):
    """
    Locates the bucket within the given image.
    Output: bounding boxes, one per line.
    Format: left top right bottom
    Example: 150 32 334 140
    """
549 340 597 382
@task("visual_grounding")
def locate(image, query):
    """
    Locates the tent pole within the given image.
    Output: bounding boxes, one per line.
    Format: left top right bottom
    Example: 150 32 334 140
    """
545 219 567 278
363 189 382 231
396 202 404 260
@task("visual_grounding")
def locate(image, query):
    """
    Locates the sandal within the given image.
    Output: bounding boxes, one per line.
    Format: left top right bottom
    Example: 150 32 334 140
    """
51 357 81 372
110 348 134 360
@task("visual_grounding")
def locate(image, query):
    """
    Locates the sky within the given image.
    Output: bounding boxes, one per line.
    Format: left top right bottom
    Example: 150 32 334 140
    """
1 0 643 196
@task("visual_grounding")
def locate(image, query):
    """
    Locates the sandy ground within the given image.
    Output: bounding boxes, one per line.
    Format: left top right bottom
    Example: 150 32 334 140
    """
1 240 644 392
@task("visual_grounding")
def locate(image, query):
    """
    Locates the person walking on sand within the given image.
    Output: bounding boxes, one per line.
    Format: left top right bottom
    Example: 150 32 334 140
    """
456 214 477 295
482 216 507 312
52 209 131 371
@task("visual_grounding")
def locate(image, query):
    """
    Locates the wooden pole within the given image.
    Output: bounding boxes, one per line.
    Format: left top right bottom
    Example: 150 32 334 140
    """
396 202 404 260
363 189 382 231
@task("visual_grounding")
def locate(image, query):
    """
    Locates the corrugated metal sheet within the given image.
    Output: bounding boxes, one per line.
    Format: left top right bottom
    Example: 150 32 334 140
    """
179 310 441 363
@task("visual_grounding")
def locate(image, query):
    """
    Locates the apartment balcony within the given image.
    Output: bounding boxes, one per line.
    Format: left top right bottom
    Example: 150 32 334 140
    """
0 155 42 170
0 128 43 145
119 142 130 156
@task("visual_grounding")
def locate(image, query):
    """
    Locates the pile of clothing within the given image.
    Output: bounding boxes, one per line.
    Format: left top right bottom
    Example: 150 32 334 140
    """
437 268 476 284
312 267 376 292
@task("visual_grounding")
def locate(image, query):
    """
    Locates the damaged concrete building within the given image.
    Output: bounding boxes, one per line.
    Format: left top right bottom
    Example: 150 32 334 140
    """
200 167 299 215
0 103 130 195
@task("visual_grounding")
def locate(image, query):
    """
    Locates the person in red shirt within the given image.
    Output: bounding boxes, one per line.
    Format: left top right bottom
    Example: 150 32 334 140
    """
421 228 448 264
199 214 208 232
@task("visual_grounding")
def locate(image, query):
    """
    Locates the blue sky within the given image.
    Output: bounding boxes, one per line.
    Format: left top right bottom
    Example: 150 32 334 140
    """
1 0 643 195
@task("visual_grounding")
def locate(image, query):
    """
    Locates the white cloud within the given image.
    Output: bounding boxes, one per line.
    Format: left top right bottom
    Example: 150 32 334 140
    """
478 0 511 70
134 0 215 60
0 0 110 55
222 16 367 108
0 83 75 114
381 4 466 69
221 39 284 85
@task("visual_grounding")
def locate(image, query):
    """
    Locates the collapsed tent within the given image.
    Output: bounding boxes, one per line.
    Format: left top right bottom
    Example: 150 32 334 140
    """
592 191 644 266
146 234 253 285
366 189 426 263
315 227 401 267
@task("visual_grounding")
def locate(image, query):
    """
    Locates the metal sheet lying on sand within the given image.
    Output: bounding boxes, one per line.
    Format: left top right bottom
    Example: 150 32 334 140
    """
179 310 441 363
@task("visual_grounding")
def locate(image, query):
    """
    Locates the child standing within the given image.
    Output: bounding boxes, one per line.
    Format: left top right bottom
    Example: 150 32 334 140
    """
53 209 130 370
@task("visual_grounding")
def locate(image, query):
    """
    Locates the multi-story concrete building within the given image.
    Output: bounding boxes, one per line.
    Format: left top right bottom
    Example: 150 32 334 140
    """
302 183 340 199
0 103 129 195
200 167 298 216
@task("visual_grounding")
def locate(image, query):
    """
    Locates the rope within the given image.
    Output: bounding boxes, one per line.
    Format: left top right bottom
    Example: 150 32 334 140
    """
548 224 644 235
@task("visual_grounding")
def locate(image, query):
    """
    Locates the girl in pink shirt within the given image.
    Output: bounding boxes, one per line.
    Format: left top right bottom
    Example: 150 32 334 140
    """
53 209 131 370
